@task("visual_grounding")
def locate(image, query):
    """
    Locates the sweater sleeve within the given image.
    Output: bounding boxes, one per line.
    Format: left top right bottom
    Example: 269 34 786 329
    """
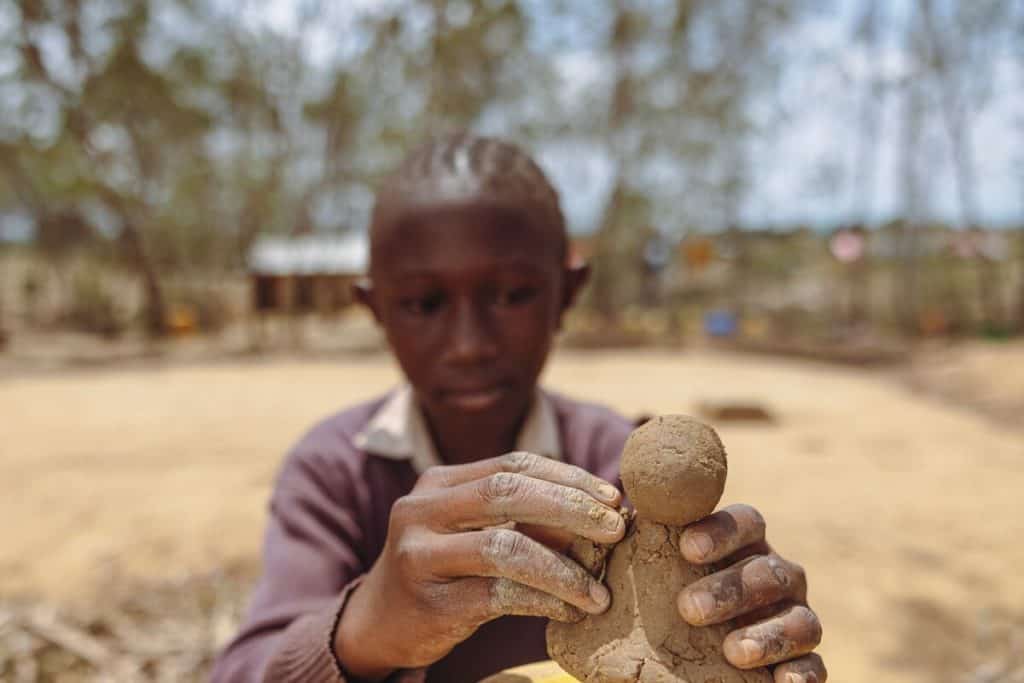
213 393 633 682
210 441 378 683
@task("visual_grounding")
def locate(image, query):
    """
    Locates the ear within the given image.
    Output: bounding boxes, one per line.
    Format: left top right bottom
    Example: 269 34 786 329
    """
557 261 590 329
352 278 383 324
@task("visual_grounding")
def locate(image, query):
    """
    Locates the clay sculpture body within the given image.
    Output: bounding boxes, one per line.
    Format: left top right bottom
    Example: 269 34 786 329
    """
547 415 773 683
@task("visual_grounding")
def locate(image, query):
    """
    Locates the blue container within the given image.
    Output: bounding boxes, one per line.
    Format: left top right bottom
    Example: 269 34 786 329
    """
704 310 738 338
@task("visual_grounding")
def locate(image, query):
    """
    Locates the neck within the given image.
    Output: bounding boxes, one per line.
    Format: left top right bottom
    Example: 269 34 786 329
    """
423 404 530 466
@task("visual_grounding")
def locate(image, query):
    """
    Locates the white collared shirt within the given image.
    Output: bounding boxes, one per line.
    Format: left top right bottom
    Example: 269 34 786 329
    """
353 385 562 473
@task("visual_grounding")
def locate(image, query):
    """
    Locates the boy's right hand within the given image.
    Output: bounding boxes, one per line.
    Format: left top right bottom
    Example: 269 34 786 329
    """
334 452 625 680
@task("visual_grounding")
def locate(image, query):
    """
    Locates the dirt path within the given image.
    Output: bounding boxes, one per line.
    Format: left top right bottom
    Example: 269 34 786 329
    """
2 350 1022 682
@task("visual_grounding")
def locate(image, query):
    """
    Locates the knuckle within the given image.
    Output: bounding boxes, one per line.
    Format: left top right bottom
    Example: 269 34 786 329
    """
761 554 808 601
792 562 808 590
773 653 827 682
486 577 509 615
418 465 450 489
727 503 766 532
762 554 794 590
747 506 767 533
482 528 526 567
482 472 526 503
564 464 588 489
710 567 745 611
413 580 447 610
393 537 425 575
724 502 752 516
502 451 537 473
388 494 418 528
562 564 591 599
793 605 823 643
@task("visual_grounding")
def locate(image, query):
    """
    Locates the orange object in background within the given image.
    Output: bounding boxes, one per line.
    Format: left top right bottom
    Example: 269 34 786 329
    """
741 314 771 340
918 308 949 337
681 237 714 271
167 304 198 336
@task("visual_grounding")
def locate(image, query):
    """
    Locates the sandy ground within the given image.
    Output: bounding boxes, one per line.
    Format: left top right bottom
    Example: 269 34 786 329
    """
2 348 1023 682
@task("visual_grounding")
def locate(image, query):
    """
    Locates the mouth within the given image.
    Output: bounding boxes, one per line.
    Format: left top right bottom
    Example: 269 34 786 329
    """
439 383 511 412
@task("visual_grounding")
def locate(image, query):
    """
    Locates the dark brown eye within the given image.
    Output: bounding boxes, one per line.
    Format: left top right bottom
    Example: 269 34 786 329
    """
494 286 538 308
400 292 445 316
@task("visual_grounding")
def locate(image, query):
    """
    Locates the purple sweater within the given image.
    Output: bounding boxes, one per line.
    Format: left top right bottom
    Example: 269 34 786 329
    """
210 391 632 683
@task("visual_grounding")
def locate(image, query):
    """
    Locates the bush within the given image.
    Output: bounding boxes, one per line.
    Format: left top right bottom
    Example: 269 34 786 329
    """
65 269 125 338
169 286 231 334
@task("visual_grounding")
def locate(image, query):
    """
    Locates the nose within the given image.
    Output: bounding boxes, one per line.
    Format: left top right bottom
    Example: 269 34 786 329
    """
447 297 499 365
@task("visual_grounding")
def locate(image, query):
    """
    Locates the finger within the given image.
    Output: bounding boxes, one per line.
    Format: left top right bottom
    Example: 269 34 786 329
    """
680 504 766 564
434 528 611 615
461 577 585 623
773 653 828 683
517 523 575 551
423 472 626 544
678 554 807 626
722 605 823 669
732 600 798 628
723 539 773 564
416 452 621 506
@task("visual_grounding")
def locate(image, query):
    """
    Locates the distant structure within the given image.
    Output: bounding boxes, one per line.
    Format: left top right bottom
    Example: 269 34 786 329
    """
247 234 367 315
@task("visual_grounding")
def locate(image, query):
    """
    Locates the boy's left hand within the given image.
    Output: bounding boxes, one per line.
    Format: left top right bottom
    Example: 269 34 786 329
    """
675 504 826 682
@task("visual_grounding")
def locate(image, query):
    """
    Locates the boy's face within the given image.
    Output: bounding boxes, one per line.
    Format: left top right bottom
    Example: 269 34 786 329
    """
360 201 586 446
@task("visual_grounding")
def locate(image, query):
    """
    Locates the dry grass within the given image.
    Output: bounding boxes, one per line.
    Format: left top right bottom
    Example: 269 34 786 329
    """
0 570 246 682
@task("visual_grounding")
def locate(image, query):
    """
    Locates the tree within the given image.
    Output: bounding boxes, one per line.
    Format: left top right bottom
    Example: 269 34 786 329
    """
916 0 1018 331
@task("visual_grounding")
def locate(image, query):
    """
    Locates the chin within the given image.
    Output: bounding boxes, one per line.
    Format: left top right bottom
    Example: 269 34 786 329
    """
431 384 531 426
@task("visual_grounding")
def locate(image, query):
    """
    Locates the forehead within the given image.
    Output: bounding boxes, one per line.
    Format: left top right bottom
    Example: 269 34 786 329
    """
370 201 562 278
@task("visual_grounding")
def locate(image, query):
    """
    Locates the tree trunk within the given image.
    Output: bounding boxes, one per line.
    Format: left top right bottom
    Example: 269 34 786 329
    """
851 1 881 327
120 223 167 336
897 83 923 335
1017 250 1024 334
917 0 1003 331
590 183 626 323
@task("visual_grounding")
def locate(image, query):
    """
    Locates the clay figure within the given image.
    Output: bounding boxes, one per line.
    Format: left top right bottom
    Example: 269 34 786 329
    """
547 415 773 683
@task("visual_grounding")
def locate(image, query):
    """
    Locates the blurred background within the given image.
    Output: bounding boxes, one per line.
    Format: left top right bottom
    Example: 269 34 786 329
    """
0 0 1022 681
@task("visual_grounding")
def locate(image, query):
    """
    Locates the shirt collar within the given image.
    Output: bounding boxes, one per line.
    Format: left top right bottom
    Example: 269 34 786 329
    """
354 385 562 473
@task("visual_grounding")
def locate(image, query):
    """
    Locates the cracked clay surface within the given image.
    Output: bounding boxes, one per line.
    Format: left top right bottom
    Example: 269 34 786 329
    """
547 416 772 683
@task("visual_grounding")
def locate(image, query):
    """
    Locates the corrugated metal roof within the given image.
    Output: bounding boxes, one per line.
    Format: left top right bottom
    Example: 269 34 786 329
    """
248 234 367 275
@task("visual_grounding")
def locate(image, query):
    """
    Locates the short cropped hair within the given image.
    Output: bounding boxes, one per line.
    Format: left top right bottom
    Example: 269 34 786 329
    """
371 133 567 259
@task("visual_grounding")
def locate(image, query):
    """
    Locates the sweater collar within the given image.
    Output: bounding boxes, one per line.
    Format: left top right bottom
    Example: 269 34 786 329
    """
354 385 562 473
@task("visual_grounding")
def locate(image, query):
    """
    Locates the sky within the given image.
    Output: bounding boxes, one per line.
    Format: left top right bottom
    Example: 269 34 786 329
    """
1 0 1021 242
739 0 1024 230
249 0 1023 233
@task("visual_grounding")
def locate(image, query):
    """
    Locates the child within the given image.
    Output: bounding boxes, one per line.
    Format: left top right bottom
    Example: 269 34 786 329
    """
211 134 825 683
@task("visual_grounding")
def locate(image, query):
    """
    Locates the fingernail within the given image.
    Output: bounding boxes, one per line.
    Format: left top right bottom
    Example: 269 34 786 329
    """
598 483 619 502
589 582 610 609
683 532 714 560
604 511 624 533
727 638 764 667
683 591 715 623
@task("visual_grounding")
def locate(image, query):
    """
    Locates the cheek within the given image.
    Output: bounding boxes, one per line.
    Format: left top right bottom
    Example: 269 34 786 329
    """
382 317 445 379
497 301 559 358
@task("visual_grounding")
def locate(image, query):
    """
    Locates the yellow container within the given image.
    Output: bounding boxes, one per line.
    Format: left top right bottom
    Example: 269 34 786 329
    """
478 660 578 682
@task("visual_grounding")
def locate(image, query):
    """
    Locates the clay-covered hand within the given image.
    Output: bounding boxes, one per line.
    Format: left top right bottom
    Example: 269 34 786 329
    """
334 452 626 681
676 504 827 683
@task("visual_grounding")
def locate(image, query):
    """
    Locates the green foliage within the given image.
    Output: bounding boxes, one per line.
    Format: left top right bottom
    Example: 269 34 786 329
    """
0 0 1019 340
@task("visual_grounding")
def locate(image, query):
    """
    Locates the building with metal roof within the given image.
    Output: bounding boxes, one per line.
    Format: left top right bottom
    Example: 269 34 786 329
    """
247 234 368 314
247 233 367 276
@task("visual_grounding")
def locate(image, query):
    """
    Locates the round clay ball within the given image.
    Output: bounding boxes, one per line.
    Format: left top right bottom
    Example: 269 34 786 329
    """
620 415 727 526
